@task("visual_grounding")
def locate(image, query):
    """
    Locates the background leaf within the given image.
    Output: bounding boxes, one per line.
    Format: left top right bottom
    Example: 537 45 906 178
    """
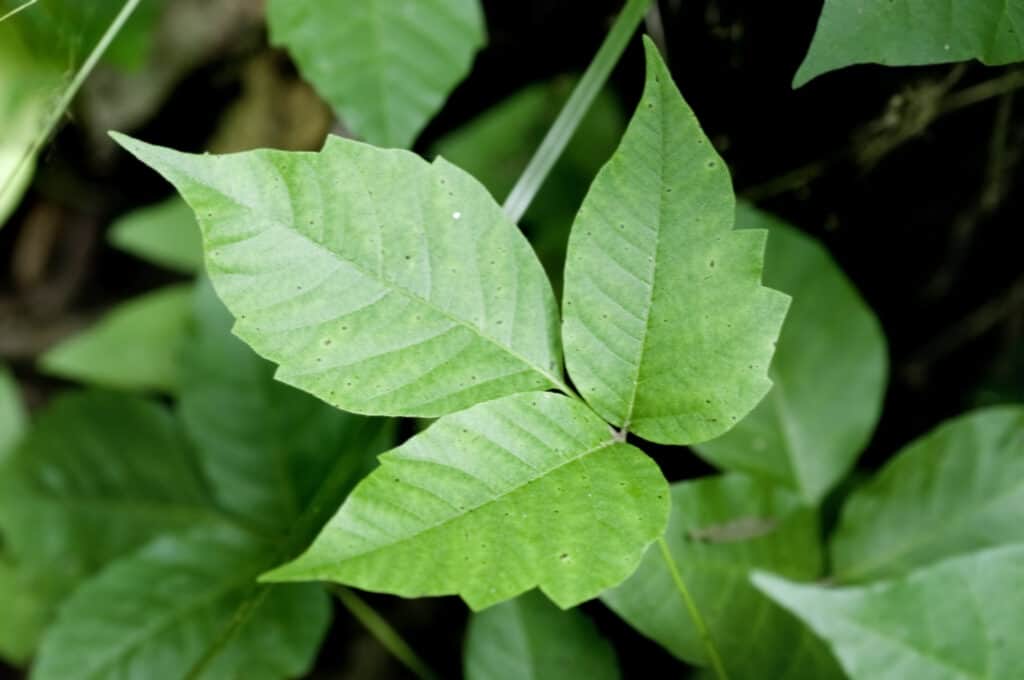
180 279 392 535
694 205 888 503
0 364 25 460
561 38 789 446
603 474 842 679
755 545 1024 680
266 392 669 610
464 590 620 680
108 196 203 273
830 405 1024 582
33 525 330 680
38 284 193 393
267 0 486 148
795 0 1024 87
115 133 564 418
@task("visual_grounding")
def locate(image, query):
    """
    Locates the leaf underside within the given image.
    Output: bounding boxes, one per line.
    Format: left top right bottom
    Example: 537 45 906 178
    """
562 38 789 446
795 0 1024 87
830 406 1024 582
755 545 1024 680
265 392 669 611
113 133 563 419
267 0 486 148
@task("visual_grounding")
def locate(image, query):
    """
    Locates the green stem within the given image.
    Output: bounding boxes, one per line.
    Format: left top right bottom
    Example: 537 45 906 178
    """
502 0 651 223
657 537 730 680
0 0 38 24
331 585 440 680
0 0 141 207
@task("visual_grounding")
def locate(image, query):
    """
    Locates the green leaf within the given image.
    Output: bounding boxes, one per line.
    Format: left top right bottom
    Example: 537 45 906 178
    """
0 391 219 596
180 279 392 535
432 77 625 291
265 392 669 610
830 405 1024 582
38 284 193 393
603 474 842 679
562 38 789 446
113 133 565 418
33 525 330 680
694 205 888 503
754 545 1024 680
464 590 620 680
0 364 25 460
0 557 52 666
267 0 486 148
795 0 1024 87
108 196 203 273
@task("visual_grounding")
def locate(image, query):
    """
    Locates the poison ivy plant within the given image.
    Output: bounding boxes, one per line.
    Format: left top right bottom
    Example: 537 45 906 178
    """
755 545 1024 680
603 474 843 679
561 41 790 446
795 0 1024 86
695 205 887 503
464 590 620 680
108 196 203 273
267 0 486 148
39 284 194 393
33 526 331 680
829 406 1024 583
115 37 787 615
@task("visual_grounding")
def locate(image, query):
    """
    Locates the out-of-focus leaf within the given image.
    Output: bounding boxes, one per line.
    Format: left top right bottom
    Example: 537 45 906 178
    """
562 38 789 446
114 133 565 418
603 475 842 679
39 284 193 393
0 557 52 666
180 280 393 535
33 526 330 680
265 392 669 611
108 196 202 272
267 0 486 148
0 364 25 460
695 205 888 503
464 590 620 680
755 545 1024 680
830 406 1024 582
796 0 1024 87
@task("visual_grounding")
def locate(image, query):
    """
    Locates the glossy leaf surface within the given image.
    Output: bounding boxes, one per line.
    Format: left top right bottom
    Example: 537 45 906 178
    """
266 392 669 610
267 0 486 148
562 39 789 445
695 205 887 503
115 133 564 418
603 475 842 678
755 545 1024 680
831 406 1024 582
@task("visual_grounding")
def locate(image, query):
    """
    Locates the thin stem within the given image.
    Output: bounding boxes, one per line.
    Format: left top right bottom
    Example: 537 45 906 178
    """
657 537 730 680
0 0 142 208
502 0 651 223
0 0 38 24
331 585 440 680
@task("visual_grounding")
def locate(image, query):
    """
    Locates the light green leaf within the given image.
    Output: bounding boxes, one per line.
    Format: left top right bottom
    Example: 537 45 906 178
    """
432 77 625 291
33 525 330 680
108 196 203 272
603 475 842 679
0 364 25 460
830 405 1024 582
464 590 620 680
562 38 789 446
754 545 1024 680
795 0 1024 87
0 557 52 666
180 279 393 534
38 284 193 393
0 391 219 597
265 392 669 610
695 205 888 503
113 133 564 418
267 0 486 148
